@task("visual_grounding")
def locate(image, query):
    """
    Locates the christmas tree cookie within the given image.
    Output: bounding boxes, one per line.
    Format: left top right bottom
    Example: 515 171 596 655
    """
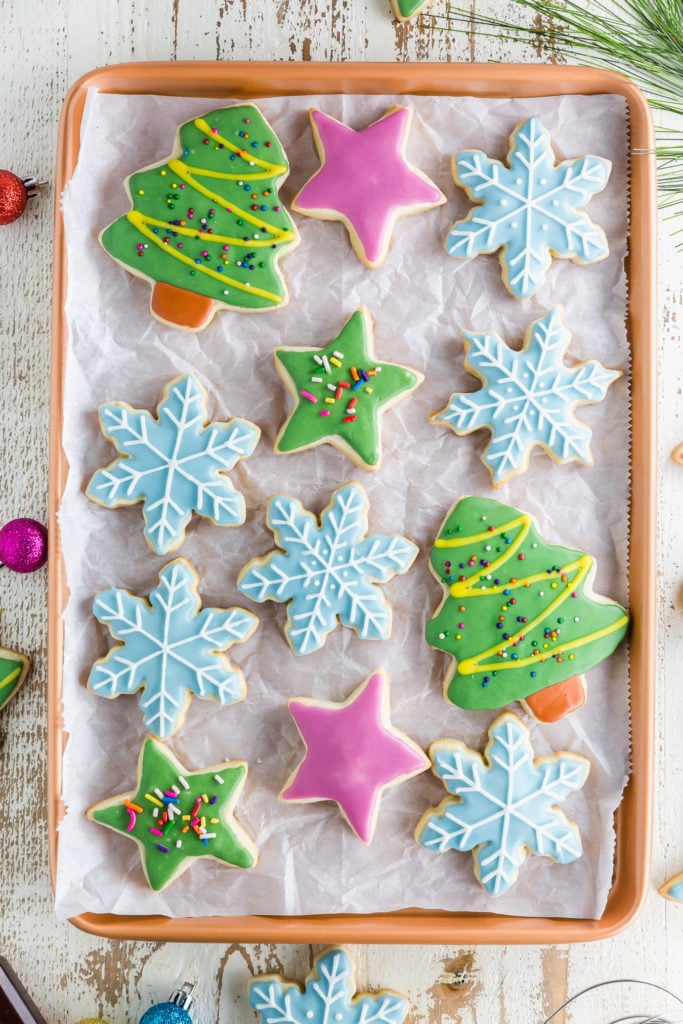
100 104 299 330
292 106 445 268
280 670 429 842
426 496 629 722
274 308 423 470
0 645 30 712
416 711 590 895
432 307 620 487
446 116 611 299
87 737 257 891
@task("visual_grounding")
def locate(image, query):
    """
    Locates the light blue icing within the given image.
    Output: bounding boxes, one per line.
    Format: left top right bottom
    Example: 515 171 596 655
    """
86 373 260 556
89 558 258 739
446 116 611 299
237 482 418 656
249 947 408 1024
664 879 683 903
417 712 589 896
436 307 619 485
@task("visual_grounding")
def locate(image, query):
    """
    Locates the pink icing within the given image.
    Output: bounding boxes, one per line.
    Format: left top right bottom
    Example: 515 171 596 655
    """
280 670 429 843
294 107 444 266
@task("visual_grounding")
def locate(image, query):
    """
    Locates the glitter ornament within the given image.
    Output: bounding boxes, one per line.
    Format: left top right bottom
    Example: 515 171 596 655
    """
0 518 48 573
139 983 195 1024
0 171 48 225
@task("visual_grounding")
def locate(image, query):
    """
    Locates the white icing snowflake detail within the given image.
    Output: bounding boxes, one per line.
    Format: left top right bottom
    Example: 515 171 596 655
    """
446 116 611 298
249 947 408 1024
237 483 417 655
435 307 619 485
87 373 260 555
89 558 258 740
417 713 589 896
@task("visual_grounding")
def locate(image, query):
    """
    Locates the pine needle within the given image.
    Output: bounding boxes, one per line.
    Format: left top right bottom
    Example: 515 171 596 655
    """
430 0 683 235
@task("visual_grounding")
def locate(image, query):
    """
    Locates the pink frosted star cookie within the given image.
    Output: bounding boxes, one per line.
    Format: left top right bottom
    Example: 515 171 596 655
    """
280 669 429 843
292 106 446 268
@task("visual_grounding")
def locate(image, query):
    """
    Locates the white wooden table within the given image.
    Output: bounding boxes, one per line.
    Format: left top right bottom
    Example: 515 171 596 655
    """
1 2 681 1021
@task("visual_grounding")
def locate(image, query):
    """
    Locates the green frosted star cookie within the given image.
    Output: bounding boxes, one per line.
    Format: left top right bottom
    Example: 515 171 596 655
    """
87 737 257 891
274 308 423 470
0 646 30 711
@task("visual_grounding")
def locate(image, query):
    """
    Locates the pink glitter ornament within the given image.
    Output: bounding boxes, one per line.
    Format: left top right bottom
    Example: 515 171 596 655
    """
0 518 48 573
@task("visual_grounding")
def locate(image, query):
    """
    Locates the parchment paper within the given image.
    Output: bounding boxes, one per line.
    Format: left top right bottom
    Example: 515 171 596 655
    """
55 89 630 921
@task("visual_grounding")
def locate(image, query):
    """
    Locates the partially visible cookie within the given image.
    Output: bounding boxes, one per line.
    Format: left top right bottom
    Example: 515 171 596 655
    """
250 946 409 1024
0 645 30 712
391 0 433 20
415 711 590 895
86 373 260 556
292 106 445 268
275 307 423 470
237 482 418 656
87 737 257 891
660 871 683 904
280 670 429 843
445 116 611 299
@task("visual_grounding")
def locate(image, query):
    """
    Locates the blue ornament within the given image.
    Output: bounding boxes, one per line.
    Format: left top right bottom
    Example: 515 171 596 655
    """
139 983 195 1024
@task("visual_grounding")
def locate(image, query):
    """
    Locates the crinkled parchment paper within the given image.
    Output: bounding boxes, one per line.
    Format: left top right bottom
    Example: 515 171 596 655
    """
55 90 630 920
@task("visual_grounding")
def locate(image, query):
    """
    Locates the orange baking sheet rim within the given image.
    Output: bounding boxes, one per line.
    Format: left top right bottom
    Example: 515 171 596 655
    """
48 61 657 944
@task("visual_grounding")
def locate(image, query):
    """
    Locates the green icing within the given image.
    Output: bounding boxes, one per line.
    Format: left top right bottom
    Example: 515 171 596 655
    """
275 308 422 469
89 737 256 891
0 650 28 711
100 104 298 313
426 496 629 711
395 0 432 17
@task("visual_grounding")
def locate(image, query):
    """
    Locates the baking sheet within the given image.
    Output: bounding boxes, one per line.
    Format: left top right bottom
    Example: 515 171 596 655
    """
55 89 630 921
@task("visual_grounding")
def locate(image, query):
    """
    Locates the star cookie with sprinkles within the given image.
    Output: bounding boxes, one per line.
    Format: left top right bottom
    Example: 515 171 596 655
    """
292 106 445 268
274 308 423 470
87 736 257 891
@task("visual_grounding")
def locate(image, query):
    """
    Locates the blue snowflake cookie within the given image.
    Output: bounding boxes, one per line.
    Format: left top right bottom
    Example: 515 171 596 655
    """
415 711 590 896
446 116 611 299
88 558 258 740
433 307 620 486
249 946 409 1024
237 482 418 656
86 373 260 556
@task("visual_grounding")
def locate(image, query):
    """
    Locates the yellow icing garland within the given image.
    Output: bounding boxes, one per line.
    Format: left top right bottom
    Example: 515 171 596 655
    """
434 512 629 677
123 116 296 303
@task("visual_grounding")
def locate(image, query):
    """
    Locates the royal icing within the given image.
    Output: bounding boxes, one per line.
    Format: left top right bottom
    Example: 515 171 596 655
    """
416 711 590 896
250 947 409 1024
0 645 30 712
660 872 683 905
280 670 429 843
89 558 258 740
237 482 418 656
86 373 260 556
391 0 433 20
100 104 299 328
433 307 620 486
275 308 423 470
87 736 257 891
292 106 445 268
446 116 611 299
426 496 629 714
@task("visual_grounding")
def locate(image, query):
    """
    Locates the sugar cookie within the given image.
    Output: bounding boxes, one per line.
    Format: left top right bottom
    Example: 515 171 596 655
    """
416 711 590 895
446 116 611 299
292 106 445 268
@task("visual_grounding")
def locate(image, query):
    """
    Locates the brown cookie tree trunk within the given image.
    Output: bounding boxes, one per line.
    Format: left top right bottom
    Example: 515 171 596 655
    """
523 675 586 723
